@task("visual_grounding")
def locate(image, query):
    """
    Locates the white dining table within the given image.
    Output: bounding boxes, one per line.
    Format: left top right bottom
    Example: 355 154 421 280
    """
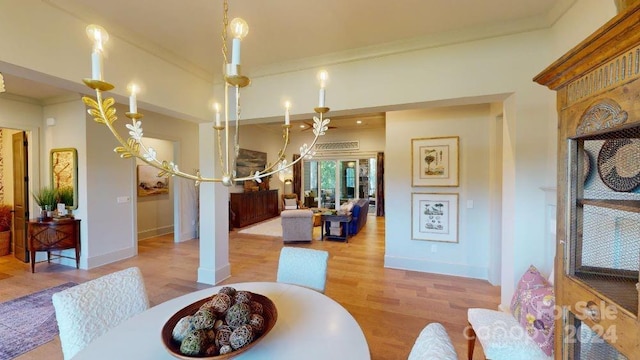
73 281 370 359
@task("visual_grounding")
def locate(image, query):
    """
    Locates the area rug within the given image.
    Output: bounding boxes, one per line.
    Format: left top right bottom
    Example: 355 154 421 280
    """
0 282 77 360
238 217 282 237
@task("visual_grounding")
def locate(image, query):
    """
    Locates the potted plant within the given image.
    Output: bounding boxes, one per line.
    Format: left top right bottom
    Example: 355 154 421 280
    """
0 204 12 256
57 186 74 216
33 186 57 220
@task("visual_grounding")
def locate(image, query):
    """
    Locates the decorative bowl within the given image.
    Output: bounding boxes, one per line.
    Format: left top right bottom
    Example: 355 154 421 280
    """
161 292 277 359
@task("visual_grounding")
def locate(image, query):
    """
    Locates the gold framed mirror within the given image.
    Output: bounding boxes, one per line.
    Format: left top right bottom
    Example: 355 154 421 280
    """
50 148 78 210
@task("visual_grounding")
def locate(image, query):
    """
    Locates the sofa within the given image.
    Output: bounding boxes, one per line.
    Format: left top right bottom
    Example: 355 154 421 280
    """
324 199 369 237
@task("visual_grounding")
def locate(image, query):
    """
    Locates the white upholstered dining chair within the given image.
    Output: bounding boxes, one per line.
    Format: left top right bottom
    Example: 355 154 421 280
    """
276 247 329 293
408 323 458 360
52 267 150 359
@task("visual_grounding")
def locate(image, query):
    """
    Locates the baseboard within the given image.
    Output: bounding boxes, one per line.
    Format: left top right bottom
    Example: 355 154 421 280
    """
138 225 174 240
85 247 137 269
384 255 489 280
178 230 196 242
197 262 231 285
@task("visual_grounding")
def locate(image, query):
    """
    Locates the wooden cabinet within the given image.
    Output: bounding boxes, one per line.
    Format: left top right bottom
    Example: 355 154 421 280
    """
534 3 640 359
230 190 279 228
28 218 80 273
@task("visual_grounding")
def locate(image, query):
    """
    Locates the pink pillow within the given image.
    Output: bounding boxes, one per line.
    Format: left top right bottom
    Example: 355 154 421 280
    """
511 265 550 318
515 286 555 356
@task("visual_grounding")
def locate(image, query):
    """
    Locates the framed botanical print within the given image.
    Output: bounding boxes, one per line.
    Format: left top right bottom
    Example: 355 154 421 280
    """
411 192 458 243
411 136 459 187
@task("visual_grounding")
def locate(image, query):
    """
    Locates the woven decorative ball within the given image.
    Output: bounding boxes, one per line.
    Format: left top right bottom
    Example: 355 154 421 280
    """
225 303 251 329
218 286 237 298
250 300 263 315
234 291 253 304
219 345 233 355
204 329 216 343
191 308 216 330
249 313 265 333
215 325 232 347
172 315 194 342
229 324 255 350
180 329 207 356
203 293 232 314
204 343 219 357
213 319 224 330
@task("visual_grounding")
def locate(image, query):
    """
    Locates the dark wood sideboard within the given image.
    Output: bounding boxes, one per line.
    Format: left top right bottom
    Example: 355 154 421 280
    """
230 190 279 228
27 218 80 273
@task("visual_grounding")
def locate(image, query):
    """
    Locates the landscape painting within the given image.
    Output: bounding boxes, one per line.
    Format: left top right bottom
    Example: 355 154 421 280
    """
137 165 169 197
236 148 267 181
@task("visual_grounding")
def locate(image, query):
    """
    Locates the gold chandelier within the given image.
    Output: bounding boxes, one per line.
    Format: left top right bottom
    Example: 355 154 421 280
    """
81 0 330 186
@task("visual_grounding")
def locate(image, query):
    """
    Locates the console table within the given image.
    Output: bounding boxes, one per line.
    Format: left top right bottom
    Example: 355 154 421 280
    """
27 218 80 273
230 190 279 228
321 213 352 242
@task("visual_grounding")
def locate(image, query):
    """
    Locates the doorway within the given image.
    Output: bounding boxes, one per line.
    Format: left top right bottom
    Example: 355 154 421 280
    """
302 156 377 212
0 127 35 263
135 137 176 242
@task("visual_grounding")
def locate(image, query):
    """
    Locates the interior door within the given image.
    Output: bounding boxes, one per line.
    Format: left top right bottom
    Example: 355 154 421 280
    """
12 131 29 262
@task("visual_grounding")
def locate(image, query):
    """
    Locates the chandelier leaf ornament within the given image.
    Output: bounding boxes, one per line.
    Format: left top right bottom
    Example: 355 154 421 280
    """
81 0 330 186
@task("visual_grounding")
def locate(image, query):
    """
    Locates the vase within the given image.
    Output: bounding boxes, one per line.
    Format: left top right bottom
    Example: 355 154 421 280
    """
41 205 53 220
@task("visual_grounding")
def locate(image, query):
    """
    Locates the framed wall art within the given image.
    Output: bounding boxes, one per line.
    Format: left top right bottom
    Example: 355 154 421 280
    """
411 192 458 243
235 148 267 182
137 164 169 197
411 136 459 187
50 148 78 209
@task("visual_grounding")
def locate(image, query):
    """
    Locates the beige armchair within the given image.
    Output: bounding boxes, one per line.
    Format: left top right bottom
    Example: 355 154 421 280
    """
281 209 313 242
282 193 304 210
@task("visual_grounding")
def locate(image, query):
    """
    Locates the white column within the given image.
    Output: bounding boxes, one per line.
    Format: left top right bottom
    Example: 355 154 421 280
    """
197 123 230 284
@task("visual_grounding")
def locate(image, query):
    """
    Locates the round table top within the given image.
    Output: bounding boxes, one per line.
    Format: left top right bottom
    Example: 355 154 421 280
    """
73 281 370 360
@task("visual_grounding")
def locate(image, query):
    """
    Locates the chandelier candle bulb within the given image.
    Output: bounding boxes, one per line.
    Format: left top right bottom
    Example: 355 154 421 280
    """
229 18 248 66
86 25 109 81
285 101 291 125
127 83 139 114
318 71 328 107
214 103 221 127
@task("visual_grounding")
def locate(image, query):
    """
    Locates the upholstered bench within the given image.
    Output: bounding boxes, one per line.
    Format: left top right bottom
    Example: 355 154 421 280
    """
467 308 552 360
467 265 554 360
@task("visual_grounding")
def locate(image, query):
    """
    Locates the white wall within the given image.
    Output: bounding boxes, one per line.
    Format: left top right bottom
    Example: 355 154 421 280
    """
41 97 88 265
385 105 493 278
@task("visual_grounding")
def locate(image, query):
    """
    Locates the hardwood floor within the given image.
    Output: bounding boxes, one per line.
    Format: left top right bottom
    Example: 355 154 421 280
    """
0 216 496 359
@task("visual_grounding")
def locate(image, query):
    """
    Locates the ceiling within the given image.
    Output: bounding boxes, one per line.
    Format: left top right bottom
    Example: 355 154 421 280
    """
1 0 576 128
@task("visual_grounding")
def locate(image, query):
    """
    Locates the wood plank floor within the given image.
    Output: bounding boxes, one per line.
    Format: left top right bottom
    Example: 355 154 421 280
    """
0 216 496 359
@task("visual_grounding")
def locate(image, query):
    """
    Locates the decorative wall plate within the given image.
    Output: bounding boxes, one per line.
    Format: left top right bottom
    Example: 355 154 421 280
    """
597 138 640 192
